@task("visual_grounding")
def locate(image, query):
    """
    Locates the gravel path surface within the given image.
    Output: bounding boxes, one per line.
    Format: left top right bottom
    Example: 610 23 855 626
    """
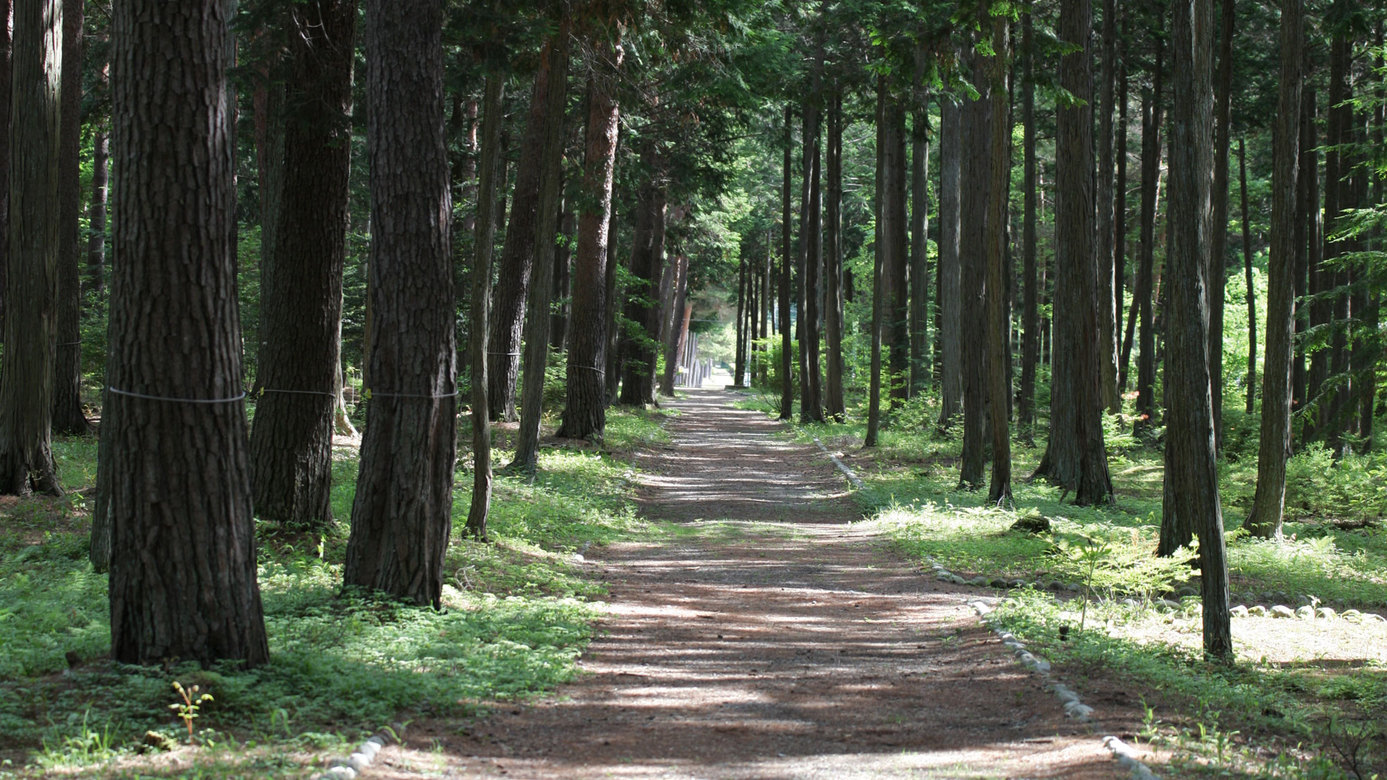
368 389 1131 779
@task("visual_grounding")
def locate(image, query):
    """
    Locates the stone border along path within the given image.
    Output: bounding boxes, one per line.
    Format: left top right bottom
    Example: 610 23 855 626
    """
353 388 1152 779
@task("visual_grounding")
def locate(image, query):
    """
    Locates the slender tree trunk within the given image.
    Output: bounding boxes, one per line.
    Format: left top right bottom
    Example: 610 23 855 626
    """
1293 87 1314 420
0 0 10 332
1135 42 1164 428
0 0 62 495
661 255 689 394
1208 0 1234 445
959 46 990 490
909 67 931 399
1019 4 1038 432
778 103 794 420
1096 0 1119 413
867 80 886 447
619 160 665 406
985 12 1012 505
1239 138 1256 415
489 22 568 422
1033 0 1113 505
735 252 748 385
1163 0 1230 661
604 196 622 404
87 123 109 295
824 87 846 421
104 0 268 665
465 74 504 541
1114 13 1130 389
884 92 909 405
249 0 356 531
1318 9 1353 449
937 95 963 427
344 0 457 607
551 206 573 351
51 0 87 435
558 29 623 441
1247 0 1302 541
798 78 824 422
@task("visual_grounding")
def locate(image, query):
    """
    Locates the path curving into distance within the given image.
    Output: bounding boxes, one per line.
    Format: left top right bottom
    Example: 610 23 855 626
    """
369 388 1134 779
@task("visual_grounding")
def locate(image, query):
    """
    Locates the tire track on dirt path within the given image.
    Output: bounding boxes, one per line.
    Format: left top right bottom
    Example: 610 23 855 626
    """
369 389 1128 779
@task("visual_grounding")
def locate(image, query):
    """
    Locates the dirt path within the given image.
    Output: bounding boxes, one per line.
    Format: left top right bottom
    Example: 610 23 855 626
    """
371 389 1130 779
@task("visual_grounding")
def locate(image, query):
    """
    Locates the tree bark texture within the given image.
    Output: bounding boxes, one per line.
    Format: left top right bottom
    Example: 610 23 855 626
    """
1163 0 1231 661
488 22 567 422
959 48 989 490
798 84 824 423
1247 0 1302 541
619 159 665 406
1 0 62 495
985 13 1012 505
466 73 504 541
937 96 962 427
249 0 355 531
1238 138 1256 416
345 0 457 607
87 124 109 295
1135 42 1164 428
104 0 268 665
824 88 846 421
0 0 10 333
866 81 886 448
1292 87 1314 418
1208 0 1234 444
51 0 87 435
558 28 623 441
909 89 930 400
660 255 689 395
1033 0 1113 505
883 91 909 406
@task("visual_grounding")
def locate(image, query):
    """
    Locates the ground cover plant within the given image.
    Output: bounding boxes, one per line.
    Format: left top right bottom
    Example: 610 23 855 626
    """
0 408 665 778
749 391 1387 780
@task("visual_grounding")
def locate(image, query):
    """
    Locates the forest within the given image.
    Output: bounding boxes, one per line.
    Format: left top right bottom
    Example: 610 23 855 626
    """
1 0 1386 776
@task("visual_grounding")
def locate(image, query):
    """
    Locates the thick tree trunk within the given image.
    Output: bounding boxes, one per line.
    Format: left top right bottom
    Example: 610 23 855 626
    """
558 29 623 441
1033 0 1113 506
909 69 930 399
959 47 990 490
51 0 87 435
249 0 355 531
619 165 665 406
1019 5 1038 432
937 96 963 427
603 203 622 404
465 74 504 541
104 0 268 665
1247 0 1302 541
824 88 846 421
778 104 794 420
884 93 909 406
1114 16 1130 390
985 13 1012 505
1096 0 1119 413
0 0 10 332
1163 0 1230 661
1292 87 1314 420
0 0 62 495
1135 42 1164 429
345 0 457 607
660 256 690 395
489 23 567 422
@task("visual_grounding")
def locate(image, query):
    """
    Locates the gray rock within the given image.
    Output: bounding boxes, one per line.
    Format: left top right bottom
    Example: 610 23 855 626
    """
990 578 1010 589
321 768 357 780
1063 700 1094 720
1341 609 1363 622
1177 586 1199 598
1271 605 1296 619
1010 579 1028 589
1010 514 1052 534
969 575 991 587
348 754 372 772
1121 598 1140 609
935 571 954 582
1158 598 1182 611
1248 605 1268 616
1365 612 1387 623
1230 605 1249 618
1066 582 1083 592
1296 605 1316 620
1046 581 1065 591
1316 607 1337 620
949 574 968 585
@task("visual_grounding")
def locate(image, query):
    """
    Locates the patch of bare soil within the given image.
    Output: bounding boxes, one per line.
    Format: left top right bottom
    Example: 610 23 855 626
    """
369 390 1140 779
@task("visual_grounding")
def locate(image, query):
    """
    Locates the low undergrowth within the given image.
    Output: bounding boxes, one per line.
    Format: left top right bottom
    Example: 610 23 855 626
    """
748 391 1387 779
0 408 664 778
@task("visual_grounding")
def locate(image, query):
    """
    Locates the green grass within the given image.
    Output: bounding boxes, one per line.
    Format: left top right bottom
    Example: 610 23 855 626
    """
0 407 658 778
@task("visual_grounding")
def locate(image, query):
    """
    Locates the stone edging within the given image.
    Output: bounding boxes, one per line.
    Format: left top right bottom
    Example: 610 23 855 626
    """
812 437 863 489
313 722 406 780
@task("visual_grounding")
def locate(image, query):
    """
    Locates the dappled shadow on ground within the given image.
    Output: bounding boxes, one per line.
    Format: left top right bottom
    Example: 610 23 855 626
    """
369 389 1133 779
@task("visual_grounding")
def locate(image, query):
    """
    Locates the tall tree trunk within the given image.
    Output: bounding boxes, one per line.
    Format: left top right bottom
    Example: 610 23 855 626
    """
798 78 824 422
734 253 748 385
603 202 622 404
867 78 887 447
1247 0 1302 541
1317 8 1353 449
51 0 87 435
778 103 794 420
1114 12 1130 390
1019 3 1038 432
909 68 931 399
1033 0 1113 505
660 255 689 395
0 0 62 494
1292 87 1315 421
985 11 1012 505
1238 138 1256 415
1135 41 1164 429
104 0 268 665
824 87 846 421
551 206 573 350
0 0 10 332
1208 0 1234 445
959 46 990 490
884 92 909 405
1096 0 1119 413
249 0 356 531
489 22 568 422
558 27 623 441
87 122 109 295
1162 0 1230 662
465 74 504 541
937 95 963 427
345 0 457 607
619 163 665 406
